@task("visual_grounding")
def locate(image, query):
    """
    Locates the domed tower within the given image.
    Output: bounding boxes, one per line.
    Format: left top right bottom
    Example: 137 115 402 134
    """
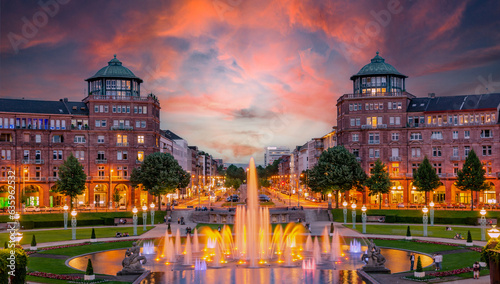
85 55 143 97
350 52 407 96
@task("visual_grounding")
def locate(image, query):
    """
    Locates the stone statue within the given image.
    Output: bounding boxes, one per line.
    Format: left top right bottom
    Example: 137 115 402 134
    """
117 242 148 275
362 239 390 273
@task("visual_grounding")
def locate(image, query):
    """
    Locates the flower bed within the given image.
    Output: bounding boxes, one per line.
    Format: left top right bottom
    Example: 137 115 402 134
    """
28 271 81 281
428 267 473 277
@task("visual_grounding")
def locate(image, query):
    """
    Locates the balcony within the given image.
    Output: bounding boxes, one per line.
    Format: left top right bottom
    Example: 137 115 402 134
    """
110 126 134 131
87 94 152 102
95 159 108 164
368 140 380 145
450 156 461 161
356 157 362 162
406 173 413 178
112 176 130 180
389 156 402 161
337 92 414 103
136 159 143 164
314 142 324 149
389 173 405 178
116 142 129 146
22 159 44 165
47 177 59 181
27 177 45 181
93 176 109 180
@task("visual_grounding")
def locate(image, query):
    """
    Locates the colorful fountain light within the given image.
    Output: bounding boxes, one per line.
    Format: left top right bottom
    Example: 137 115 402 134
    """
142 241 155 255
194 259 207 271
349 239 362 253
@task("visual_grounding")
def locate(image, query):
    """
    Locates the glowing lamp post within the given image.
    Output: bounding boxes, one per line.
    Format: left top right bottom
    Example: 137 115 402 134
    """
480 208 487 241
342 201 348 224
142 205 147 231
422 206 428 237
361 205 367 234
429 201 435 226
351 203 357 229
328 193 332 209
71 210 77 240
132 207 138 236
150 203 155 226
63 205 69 230
488 225 500 239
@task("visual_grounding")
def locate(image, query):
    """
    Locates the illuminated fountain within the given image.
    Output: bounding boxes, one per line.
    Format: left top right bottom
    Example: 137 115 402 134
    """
142 240 155 255
183 235 192 265
331 229 342 262
193 229 200 252
194 259 207 271
322 227 330 254
349 239 362 253
175 229 181 256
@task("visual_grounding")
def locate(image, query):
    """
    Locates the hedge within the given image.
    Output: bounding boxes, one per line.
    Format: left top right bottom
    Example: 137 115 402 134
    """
19 217 146 229
352 214 478 225
0 248 28 284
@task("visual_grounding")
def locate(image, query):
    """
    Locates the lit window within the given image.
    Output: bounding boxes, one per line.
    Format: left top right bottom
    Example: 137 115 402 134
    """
137 151 144 162
138 136 144 144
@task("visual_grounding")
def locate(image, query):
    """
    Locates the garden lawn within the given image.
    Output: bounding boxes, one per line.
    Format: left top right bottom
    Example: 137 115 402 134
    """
0 226 153 245
353 224 486 241
371 239 487 277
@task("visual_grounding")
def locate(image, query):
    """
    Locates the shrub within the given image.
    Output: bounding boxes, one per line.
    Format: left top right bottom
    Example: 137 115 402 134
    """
416 256 423 272
91 228 96 239
406 226 411 237
3 241 7 249
467 230 472 243
31 235 36 247
0 248 28 284
86 259 94 275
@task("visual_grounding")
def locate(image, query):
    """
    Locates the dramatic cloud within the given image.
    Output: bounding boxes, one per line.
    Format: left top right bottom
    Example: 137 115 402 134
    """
1 0 499 164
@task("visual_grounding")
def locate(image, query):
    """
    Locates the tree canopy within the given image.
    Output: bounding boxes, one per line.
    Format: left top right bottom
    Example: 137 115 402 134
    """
55 154 87 209
130 152 190 210
309 146 366 208
364 159 391 209
455 149 491 210
412 156 441 204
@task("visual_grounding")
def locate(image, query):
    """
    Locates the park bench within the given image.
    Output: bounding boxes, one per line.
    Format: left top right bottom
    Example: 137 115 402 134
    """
366 216 385 222
114 217 134 225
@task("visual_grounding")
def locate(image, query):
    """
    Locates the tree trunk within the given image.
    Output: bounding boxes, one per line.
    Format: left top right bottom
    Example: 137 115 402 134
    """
379 193 382 210
471 190 474 211
157 195 161 211
425 191 428 205
335 190 339 209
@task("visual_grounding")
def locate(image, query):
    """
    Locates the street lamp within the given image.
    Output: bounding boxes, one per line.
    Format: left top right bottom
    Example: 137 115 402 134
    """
132 207 138 236
480 208 487 241
63 205 68 230
150 203 155 226
488 225 500 239
342 201 348 224
142 205 147 231
351 203 357 229
328 193 332 210
361 205 367 234
422 206 428 237
429 201 435 226
71 209 77 240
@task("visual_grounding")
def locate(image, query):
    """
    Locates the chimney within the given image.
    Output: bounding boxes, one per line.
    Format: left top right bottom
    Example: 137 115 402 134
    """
64 98 69 102
428 93 435 98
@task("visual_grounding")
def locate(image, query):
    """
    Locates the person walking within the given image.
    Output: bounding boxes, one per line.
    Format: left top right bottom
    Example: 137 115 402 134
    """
409 252 415 271
473 261 481 279
178 217 180 224
435 253 442 270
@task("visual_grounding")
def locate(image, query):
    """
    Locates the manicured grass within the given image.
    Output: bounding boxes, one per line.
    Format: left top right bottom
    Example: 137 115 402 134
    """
371 239 487 275
29 258 79 274
332 208 499 223
26 276 130 284
353 224 486 241
0 226 153 245
220 202 245 207
38 240 136 256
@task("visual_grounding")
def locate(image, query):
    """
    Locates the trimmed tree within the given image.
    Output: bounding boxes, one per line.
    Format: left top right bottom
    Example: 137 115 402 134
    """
406 226 412 240
31 235 36 248
55 154 87 209
455 149 491 211
309 146 367 208
86 259 94 275
467 230 473 243
91 228 96 240
364 159 391 209
413 156 441 204
112 189 122 208
130 152 190 211
416 256 423 272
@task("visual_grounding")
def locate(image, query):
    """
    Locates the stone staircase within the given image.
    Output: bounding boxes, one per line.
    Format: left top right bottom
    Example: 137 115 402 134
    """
304 208 330 222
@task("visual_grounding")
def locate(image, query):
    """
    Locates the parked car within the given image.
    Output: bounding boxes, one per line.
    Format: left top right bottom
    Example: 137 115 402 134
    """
226 195 239 202
50 206 62 212
118 205 126 210
39 206 52 212
259 194 271 202
173 200 179 206
397 203 405 208
24 206 40 212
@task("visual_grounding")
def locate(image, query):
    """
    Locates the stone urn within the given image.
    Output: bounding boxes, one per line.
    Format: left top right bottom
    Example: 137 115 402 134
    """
84 274 95 281
414 271 425 278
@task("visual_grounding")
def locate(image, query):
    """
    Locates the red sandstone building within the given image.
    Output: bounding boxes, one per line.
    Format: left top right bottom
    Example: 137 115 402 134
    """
337 53 500 207
0 56 160 210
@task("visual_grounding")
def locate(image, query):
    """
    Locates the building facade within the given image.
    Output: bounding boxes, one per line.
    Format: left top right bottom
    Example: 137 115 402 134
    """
0 56 220 210
264 146 290 166
336 52 500 206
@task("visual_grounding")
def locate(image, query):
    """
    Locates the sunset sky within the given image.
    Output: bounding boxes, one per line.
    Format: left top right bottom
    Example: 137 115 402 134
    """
1 0 500 164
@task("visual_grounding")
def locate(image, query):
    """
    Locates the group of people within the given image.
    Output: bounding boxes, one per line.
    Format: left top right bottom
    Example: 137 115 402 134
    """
185 227 193 235
432 253 443 270
453 233 464 239
115 232 130 238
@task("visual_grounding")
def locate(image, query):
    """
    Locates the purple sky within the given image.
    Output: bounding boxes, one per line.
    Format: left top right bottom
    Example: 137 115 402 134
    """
1 0 500 164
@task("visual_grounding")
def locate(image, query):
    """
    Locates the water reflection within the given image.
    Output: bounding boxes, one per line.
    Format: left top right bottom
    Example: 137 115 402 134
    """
141 269 366 284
